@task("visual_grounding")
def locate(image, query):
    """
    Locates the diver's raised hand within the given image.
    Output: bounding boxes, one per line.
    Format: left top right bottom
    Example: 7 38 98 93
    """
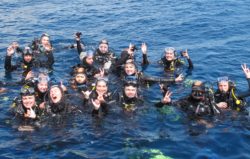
6 46 15 56
82 90 91 99
141 43 147 54
241 63 250 79
161 91 172 104
92 98 101 110
175 74 184 82
24 108 36 119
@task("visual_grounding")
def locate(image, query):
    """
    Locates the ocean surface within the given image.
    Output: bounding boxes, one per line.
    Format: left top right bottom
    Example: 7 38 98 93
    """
0 0 250 158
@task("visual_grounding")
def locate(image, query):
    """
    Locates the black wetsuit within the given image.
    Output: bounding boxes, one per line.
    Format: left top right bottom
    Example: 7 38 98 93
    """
115 50 149 76
33 44 54 69
75 40 100 79
161 57 193 72
31 40 54 69
94 49 116 73
118 93 143 112
81 59 99 79
214 78 250 111
155 95 217 116
88 91 114 117
4 50 34 73
35 89 48 107
11 98 41 120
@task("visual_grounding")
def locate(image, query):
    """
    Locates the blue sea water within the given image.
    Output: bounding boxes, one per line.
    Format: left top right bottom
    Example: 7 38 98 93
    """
1 0 250 158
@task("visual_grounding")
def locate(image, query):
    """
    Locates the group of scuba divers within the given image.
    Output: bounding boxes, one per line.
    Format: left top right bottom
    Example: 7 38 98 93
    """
2 32 250 128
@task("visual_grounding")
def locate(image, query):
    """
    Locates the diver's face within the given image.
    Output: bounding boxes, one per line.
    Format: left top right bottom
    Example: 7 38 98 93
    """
165 51 175 61
99 43 108 54
37 81 48 93
218 81 229 93
23 55 33 63
124 86 137 98
86 56 94 65
49 87 62 103
124 64 136 75
22 95 35 109
96 81 108 95
75 74 86 84
41 36 50 45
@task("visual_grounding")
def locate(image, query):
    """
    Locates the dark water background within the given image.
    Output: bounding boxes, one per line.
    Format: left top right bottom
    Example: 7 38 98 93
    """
1 0 250 158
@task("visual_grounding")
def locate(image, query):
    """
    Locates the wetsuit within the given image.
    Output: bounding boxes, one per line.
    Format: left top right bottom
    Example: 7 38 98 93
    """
75 40 100 79
35 88 48 107
155 95 218 117
45 100 68 115
115 49 149 76
94 48 116 74
31 40 54 69
88 91 114 117
33 44 54 69
161 57 193 73
4 47 34 72
11 98 41 120
117 92 143 112
214 78 250 111
81 59 100 80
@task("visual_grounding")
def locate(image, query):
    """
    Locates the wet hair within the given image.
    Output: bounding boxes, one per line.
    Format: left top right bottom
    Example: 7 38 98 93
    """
49 85 64 96
192 80 205 91
130 44 137 51
99 39 109 45
40 33 50 39
165 47 176 54
95 78 108 86
71 72 87 88
72 64 85 75
164 47 177 57
124 62 138 75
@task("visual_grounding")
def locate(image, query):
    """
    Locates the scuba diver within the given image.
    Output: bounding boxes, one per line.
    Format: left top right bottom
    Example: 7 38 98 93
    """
88 79 115 117
70 72 89 92
117 82 143 112
4 44 40 86
155 80 221 117
5 43 34 73
79 50 104 80
214 64 250 112
121 62 145 86
34 72 50 109
75 32 116 74
115 43 149 76
31 33 54 69
94 39 117 74
69 71 93 105
11 85 41 120
159 47 193 82
74 33 105 80
43 85 71 116
72 50 104 80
